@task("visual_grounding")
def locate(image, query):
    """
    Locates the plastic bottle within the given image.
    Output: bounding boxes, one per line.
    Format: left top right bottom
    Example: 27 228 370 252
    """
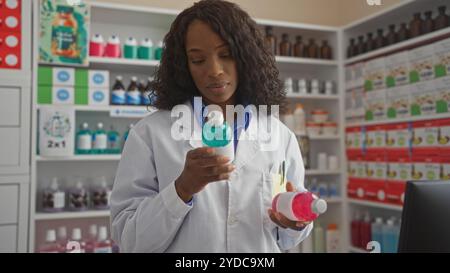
293 104 306 136
39 229 62 253
68 179 89 211
382 218 399 253
282 109 295 132
91 176 112 210
272 191 327 222
57 226 68 253
42 177 65 213
141 77 154 106
360 211 372 250
123 37 138 59
301 232 314 253
318 183 328 198
68 228 86 253
313 222 326 253
309 178 319 196
94 226 112 253
202 111 234 163
104 35 121 58
89 34 105 57
351 211 362 248
76 122 92 154
92 122 107 154
138 38 153 60
328 183 338 197
126 76 141 105
107 126 120 154
326 223 340 253
371 217 384 252
154 41 164 60
111 76 126 105
85 224 98 253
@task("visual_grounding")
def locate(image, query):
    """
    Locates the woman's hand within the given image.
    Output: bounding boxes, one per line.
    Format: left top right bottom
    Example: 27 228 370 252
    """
268 181 312 231
175 147 235 202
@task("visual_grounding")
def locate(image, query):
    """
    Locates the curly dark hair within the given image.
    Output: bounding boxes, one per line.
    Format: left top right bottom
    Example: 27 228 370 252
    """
152 0 285 111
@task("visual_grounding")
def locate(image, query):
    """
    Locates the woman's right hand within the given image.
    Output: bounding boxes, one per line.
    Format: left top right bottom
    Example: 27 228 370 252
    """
175 147 235 202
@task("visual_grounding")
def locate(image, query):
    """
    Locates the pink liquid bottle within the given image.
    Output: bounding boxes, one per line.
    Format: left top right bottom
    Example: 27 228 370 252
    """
272 191 327 222
67 228 86 253
85 224 98 253
104 35 121 58
57 226 68 253
94 226 112 253
351 211 362 248
39 229 61 253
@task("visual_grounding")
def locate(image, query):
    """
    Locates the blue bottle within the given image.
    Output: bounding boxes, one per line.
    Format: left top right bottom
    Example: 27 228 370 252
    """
382 219 399 253
371 217 384 252
107 126 120 154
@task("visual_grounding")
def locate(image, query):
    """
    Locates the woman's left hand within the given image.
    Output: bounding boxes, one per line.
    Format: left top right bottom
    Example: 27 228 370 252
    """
268 181 311 231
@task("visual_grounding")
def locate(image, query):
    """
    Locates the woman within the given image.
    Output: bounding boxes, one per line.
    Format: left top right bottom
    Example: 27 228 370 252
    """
111 0 313 253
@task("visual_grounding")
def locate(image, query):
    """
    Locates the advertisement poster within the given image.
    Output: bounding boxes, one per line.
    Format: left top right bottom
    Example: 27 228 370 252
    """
39 0 90 66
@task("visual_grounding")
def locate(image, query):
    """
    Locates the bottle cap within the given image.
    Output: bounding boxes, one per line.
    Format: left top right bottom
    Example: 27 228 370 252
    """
50 177 59 191
116 75 123 81
131 76 138 82
97 122 104 129
327 223 338 230
125 37 137 46
46 229 56 242
375 217 383 224
91 34 104 43
72 228 82 241
140 38 153 47
387 219 394 226
57 226 67 239
108 35 121 44
98 226 108 241
89 224 98 237
81 122 89 129
311 198 327 214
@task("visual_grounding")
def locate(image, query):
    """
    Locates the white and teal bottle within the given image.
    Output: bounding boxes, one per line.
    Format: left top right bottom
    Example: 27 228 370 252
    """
93 122 107 154
76 122 92 154
107 126 120 154
202 111 234 162
371 217 384 252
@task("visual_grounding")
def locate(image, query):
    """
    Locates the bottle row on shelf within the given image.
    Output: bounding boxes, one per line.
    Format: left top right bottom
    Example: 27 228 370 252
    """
264 26 333 59
351 211 400 253
40 176 112 213
284 78 336 96
305 178 339 199
282 104 338 137
38 225 118 253
347 5 449 58
298 222 340 253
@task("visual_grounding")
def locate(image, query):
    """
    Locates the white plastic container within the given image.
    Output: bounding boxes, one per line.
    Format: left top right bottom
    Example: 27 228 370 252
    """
311 109 328 123
293 103 306 135
202 111 234 163
326 223 340 253
306 122 321 137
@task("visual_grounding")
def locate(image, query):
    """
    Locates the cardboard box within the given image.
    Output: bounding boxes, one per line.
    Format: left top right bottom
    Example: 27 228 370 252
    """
385 182 406 205
442 156 450 180
387 154 412 182
365 181 386 203
88 87 110 106
364 58 386 91
75 69 88 87
53 67 75 86
439 119 450 151
434 76 450 113
411 155 440 181
38 66 53 86
386 123 411 152
366 125 386 152
89 70 110 88
347 178 367 200
385 51 409 88
39 107 75 157
365 89 386 121
52 86 74 105
410 80 438 116
387 85 410 119
38 85 52 104
366 155 387 181
409 44 435 83
434 37 450 78
412 120 439 154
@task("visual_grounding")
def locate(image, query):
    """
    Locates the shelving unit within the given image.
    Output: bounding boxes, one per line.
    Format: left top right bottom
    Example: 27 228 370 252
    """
34 211 110 221
342 0 450 253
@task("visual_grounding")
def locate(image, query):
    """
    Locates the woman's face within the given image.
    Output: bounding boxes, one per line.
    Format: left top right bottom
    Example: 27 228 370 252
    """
185 20 238 106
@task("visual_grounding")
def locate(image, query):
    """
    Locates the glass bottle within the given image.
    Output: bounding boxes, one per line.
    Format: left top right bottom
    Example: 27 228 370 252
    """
347 38 355 58
374 29 386 49
351 38 360 57
397 23 410 42
306 38 319 59
366 33 375 52
293 35 305 57
409 12 424 38
279 33 291 56
423 11 435 34
126 76 141 106
435 6 450 30
356 36 366 55
264 26 277 56
320 40 332 60
386 24 398 46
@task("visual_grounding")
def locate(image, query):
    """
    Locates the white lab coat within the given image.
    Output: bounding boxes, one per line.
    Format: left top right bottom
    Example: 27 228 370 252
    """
110 100 313 252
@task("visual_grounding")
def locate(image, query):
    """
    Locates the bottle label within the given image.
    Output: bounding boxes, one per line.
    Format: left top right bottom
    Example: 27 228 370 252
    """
111 90 126 105
94 134 108 149
94 246 112 253
141 91 151 105
108 134 119 149
77 134 92 150
126 91 141 105
54 192 65 209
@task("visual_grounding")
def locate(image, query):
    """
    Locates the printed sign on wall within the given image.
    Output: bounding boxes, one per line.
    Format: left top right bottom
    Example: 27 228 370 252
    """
0 0 22 70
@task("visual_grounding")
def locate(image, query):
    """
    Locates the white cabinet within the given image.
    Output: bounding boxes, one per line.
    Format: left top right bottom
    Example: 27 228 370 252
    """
0 185 19 225
0 225 17 253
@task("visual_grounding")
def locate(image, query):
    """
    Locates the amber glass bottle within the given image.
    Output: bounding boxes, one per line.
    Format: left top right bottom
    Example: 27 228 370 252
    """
264 26 277 55
279 33 291 56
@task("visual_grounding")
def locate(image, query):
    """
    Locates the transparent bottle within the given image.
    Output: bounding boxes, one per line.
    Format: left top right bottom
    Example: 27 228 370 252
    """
39 229 62 253
68 179 89 211
435 6 450 30
386 24 398 46
374 29 386 49
94 226 112 253
409 12 424 38
91 176 112 210
42 177 65 213
306 38 319 58
293 35 305 58
397 23 410 42
366 33 375 52
320 40 332 60
68 228 86 253
272 191 327 222
57 226 68 253
423 11 435 34
371 217 384 252
76 122 92 155
85 224 98 253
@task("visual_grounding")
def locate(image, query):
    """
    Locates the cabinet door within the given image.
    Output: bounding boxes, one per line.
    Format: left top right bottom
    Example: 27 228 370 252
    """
0 184 19 225
0 225 17 253
0 85 30 174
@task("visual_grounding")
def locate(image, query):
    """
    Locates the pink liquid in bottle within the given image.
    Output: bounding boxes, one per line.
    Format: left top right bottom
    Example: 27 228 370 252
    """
39 229 62 253
272 191 327 222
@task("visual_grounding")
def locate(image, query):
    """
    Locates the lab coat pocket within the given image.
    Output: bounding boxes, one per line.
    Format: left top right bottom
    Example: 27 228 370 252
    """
262 172 277 231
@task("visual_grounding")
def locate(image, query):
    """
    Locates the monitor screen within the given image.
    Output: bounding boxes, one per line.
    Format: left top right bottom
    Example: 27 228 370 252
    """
398 181 450 253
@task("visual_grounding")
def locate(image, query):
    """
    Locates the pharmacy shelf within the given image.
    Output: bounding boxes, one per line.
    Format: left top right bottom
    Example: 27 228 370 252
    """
305 169 341 176
346 112 450 128
275 56 338 66
324 197 343 204
89 56 160 67
34 210 110 221
308 135 340 140
36 155 121 162
348 198 403 211
37 105 156 118
286 93 339 100
348 246 369 253
345 27 450 65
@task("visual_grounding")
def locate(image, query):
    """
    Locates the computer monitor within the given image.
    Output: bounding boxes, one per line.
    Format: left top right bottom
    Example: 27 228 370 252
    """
398 181 450 253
